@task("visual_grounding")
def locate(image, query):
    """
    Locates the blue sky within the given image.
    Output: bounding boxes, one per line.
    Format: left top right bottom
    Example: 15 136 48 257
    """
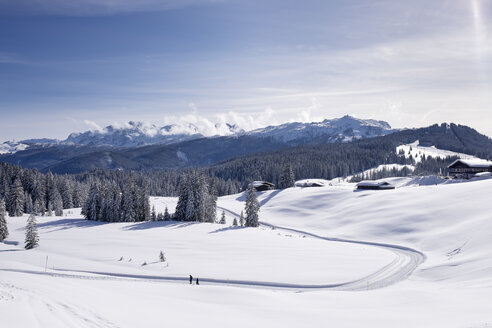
0 0 491 140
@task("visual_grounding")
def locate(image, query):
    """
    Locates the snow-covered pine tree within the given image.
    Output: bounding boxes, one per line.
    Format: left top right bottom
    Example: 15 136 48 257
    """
244 185 260 227
25 213 39 249
8 177 24 217
110 184 121 222
163 206 171 221
185 187 197 222
46 201 53 216
0 175 9 200
219 210 226 224
279 164 295 189
136 185 150 222
59 180 74 209
159 251 166 262
24 192 33 214
53 190 64 216
174 177 189 221
151 205 157 221
44 171 57 212
239 210 245 226
205 178 218 223
72 184 83 208
82 183 100 221
196 172 208 222
0 198 8 242
121 186 136 222
232 217 238 226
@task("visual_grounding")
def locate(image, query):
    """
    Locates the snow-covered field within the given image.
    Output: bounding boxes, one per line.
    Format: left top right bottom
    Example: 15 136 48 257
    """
2 179 492 327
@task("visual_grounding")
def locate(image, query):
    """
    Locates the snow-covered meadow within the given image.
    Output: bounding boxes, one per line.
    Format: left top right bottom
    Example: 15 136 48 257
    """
1 178 492 327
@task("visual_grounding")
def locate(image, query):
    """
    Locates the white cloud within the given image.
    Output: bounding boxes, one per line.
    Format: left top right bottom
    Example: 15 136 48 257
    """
83 119 103 132
159 108 282 137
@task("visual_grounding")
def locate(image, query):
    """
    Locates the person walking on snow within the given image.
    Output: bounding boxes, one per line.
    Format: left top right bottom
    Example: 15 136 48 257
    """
189 275 193 284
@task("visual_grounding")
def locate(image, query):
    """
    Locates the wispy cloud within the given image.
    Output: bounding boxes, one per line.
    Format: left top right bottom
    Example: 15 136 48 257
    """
83 119 103 132
0 0 224 15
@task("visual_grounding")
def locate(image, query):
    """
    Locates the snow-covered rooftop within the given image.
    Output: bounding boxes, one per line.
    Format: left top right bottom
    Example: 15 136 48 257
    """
448 159 492 168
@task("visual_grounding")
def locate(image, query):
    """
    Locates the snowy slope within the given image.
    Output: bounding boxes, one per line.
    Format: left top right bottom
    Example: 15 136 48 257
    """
396 140 479 163
2 179 492 327
332 163 416 183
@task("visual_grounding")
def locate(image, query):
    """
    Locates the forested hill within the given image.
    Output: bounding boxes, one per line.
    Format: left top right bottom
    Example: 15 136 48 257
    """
0 123 491 176
204 123 492 188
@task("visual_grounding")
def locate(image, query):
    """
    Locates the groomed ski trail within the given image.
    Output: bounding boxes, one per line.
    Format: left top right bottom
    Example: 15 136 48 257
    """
217 205 426 291
0 204 425 293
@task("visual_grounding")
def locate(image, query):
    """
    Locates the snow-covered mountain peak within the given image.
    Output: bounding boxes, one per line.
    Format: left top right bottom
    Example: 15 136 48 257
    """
247 115 396 143
2 116 395 150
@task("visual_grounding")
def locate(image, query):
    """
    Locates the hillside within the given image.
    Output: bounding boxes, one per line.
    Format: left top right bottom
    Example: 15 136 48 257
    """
1 179 492 327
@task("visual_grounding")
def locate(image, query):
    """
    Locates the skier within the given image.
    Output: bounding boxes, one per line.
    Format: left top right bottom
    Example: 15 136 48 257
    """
196 277 199 285
189 275 193 285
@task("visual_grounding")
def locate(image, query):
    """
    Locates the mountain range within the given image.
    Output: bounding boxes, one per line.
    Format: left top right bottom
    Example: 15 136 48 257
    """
0 115 490 174
1 115 394 151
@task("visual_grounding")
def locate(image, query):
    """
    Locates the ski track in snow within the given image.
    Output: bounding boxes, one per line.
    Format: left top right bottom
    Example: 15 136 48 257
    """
0 202 425 294
0 281 120 328
217 205 426 291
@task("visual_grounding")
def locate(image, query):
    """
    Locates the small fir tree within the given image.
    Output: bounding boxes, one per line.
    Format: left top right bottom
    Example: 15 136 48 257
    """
159 251 166 262
232 217 238 226
239 211 245 226
163 206 171 221
25 213 39 249
151 205 157 221
219 210 226 224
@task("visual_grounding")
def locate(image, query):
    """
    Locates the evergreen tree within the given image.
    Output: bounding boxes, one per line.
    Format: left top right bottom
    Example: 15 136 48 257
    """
0 175 9 200
121 187 136 222
151 205 157 221
72 184 83 208
220 210 226 224
232 217 238 226
53 191 64 216
46 201 53 216
239 211 245 226
60 180 74 209
25 213 39 249
24 192 33 214
82 183 100 221
34 199 44 216
279 164 295 189
174 177 189 221
185 188 197 222
109 185 122 222
8 177 24 217
0 199 8 242
45 171 57 211
205 178 218 223
244 185 260 227
163 206 171 221
159 251 166 262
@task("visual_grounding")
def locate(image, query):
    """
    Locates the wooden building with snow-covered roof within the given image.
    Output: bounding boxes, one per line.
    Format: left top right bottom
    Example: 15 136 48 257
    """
249 181 275 192
356 180 395 190
447 159 492 179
